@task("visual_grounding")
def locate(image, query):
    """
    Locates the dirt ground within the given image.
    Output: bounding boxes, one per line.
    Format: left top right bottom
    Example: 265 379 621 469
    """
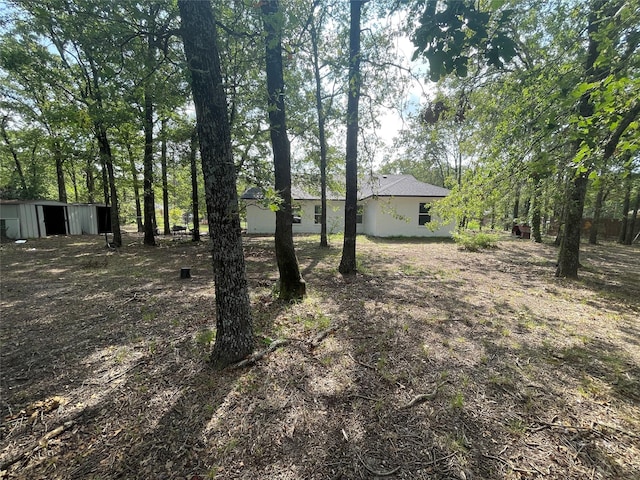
0 232 638 479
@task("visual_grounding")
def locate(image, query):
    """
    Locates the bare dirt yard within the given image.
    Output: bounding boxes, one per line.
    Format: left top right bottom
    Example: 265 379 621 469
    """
1 232 639 479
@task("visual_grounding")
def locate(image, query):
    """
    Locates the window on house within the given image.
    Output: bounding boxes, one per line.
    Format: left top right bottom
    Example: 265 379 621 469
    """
314 205 321 224
356 205 363 224
418 203 431 225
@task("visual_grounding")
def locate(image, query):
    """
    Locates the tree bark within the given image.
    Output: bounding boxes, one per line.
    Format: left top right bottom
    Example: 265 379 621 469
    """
556 172 588 277
143 16 157 246
261 0 306 300
179 0 253 368
190 127 200 242
530 176 542 243
161 118 170 235
339 0 365 275
625 189 639 245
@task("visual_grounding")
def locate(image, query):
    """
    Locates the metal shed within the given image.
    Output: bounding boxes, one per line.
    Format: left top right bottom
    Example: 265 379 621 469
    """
0 200 111 239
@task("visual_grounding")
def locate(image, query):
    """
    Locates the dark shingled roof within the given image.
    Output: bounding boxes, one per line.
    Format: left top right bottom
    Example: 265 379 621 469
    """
241 175 449 200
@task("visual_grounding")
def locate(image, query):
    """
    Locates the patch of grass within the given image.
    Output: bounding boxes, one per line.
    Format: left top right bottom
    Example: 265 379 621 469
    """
450 391 465 410
452 231 498 252
195 328 216 346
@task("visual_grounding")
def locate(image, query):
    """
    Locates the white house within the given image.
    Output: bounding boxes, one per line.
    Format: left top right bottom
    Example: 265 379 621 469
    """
0 199 111 239
241 174 455 237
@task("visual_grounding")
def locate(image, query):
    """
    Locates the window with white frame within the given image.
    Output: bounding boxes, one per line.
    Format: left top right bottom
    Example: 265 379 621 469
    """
418 203 431 225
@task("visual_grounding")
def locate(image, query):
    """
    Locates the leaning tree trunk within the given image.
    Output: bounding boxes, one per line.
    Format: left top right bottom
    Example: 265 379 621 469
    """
179 0 253 368
339 0 365 275
261 0 306 300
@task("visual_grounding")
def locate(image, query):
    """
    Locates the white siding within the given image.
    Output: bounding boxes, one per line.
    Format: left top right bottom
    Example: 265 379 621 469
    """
367 197 454 237
244 196 453 237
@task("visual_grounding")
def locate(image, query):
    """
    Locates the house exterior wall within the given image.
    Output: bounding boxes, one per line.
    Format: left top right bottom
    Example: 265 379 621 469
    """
245 197 453 237
366 197 454 237
245 199 364 235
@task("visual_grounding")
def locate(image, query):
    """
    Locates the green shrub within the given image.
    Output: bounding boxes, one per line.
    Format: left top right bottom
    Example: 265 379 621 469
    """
452 231 498 251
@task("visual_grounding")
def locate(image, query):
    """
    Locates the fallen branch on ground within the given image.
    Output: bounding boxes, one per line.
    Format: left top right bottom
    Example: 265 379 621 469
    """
307 325 339 349
230 339 291 370
0 420 75 471
400 381 448 409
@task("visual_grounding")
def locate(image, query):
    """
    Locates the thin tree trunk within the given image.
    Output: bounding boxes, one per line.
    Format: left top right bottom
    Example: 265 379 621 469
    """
339 0 365 275
190 127 200 242
126 144 144 232
179 0 253 368
625 189 639 245
618 169 632 244
1 116 28 195
161 118 170 235
530 176 542 243
86 155 95 204
310 20 329 248
261 0 306 300
53 139 67 203
96 124 122 247
588 176 606 245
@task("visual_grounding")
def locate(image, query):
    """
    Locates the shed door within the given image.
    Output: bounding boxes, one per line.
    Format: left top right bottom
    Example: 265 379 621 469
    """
42 205 68 235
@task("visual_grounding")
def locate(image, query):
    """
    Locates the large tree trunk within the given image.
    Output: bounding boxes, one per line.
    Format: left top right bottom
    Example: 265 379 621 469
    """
179 0 253 369
310 20 329 248
190 127 200 242
556 172 588 277
339 0 365 275
143 8 157 246
261 0 305 300
142 79 156 245
161 118 170 235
